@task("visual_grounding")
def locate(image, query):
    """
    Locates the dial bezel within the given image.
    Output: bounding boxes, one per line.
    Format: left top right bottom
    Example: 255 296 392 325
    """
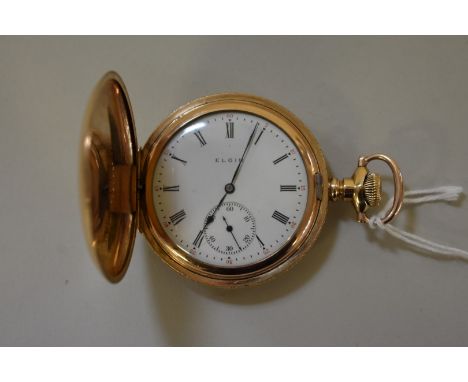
139 93 328 287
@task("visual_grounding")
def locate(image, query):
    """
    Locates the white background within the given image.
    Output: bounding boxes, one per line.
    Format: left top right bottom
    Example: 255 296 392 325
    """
1 36 468 346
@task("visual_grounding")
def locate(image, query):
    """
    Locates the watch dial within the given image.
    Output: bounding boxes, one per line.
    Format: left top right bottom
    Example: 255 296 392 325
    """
152 111 308 268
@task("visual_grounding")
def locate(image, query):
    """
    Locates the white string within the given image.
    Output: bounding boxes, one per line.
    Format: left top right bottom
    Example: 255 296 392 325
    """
368 186 468 260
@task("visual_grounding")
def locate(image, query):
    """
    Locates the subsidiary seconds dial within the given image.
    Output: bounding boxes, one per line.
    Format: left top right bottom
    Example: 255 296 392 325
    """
204 202 256 256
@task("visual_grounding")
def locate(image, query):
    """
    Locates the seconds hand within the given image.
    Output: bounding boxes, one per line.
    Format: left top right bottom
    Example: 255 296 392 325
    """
201 124 259 230
222 216 242 251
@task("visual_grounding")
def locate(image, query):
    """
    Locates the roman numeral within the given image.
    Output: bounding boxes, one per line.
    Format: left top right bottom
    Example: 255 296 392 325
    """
280 185 297 192
272 210 289 225
226 121 234 138
256 235 265 247
193 230 204 248
169 209 186 225
162 185 179 192
171 155 187 164
194 131 207 146
254 125 264 145
273 154 288 165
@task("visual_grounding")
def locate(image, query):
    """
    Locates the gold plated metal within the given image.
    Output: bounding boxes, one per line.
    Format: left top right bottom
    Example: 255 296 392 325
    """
329 153 403 224
80 71 138 283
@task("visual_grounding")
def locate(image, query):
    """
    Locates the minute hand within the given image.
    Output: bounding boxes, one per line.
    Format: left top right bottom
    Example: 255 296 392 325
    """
230 125 258 184
202 125 258 231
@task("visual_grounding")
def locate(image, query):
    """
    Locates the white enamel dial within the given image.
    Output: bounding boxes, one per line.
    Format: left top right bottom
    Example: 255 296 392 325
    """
152 111 308 268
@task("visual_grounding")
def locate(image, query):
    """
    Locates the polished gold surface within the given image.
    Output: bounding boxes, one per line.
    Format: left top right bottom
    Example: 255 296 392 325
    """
329 153 403 224
80 71 138 283
139 93 328 287
363 173 382 207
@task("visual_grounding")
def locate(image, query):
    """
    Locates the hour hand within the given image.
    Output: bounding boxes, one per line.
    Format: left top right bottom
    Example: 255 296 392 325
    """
203 192 227 229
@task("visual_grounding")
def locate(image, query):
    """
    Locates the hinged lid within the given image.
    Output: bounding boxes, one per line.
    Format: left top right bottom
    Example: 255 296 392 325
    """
80 71 138 282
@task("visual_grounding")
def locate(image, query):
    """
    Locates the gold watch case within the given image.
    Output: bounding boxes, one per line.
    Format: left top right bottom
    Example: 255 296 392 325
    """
80 71 138 283
80 71 403 288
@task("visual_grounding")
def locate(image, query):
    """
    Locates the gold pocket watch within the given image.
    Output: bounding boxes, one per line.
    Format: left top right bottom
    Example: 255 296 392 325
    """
80 71 403 287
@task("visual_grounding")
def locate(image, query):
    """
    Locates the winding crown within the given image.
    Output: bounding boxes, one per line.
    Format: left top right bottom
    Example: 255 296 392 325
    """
363 172 382 207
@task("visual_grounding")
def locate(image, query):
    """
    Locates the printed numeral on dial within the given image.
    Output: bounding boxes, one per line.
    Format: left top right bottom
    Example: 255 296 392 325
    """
273 154 288 165
169 210 186 225
254 124 264 145
170 155 187 164
272 210 289 225
163 185 180 192
193 230 204 248
194 131 207 146
280 185 296 192
226 121 234 138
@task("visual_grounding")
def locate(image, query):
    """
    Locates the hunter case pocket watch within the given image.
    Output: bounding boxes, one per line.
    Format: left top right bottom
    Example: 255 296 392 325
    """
80 71 403 287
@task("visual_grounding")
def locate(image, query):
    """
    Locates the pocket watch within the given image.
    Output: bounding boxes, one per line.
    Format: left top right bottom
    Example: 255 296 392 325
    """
80 71 403 287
